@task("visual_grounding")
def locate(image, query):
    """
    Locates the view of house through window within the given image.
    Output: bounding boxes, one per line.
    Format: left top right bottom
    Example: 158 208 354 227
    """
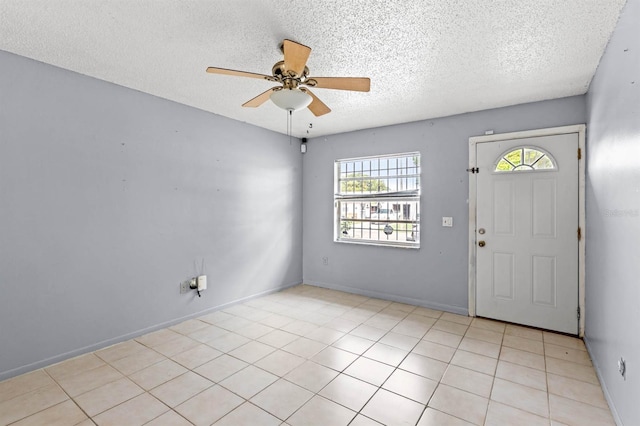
335 152 421 248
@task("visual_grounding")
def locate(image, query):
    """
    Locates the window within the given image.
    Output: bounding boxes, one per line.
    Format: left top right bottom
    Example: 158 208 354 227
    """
335 152 420 248
494 147 556 172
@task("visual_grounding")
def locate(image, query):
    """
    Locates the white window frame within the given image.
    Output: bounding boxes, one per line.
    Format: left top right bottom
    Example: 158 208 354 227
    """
334 152 421 248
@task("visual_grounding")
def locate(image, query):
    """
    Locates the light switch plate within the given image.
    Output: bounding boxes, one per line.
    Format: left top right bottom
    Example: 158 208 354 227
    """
442 217 453 227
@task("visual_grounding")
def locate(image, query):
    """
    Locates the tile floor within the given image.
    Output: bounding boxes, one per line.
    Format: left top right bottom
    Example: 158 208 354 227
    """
0 285 616 425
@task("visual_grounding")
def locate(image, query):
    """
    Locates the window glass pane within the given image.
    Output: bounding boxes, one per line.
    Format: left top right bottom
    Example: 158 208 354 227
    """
494 147 556 172
533 155 554 169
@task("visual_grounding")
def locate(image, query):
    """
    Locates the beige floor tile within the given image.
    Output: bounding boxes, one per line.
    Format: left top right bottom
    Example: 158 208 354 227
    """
136 329 183 348
261 313 295 329
504 324 543 341
169 319 209 335
349 324 387 341
219 365 278 399
284 361 339 393
499 346 545 371
215 401 281 426
458 337 501 359
391 319 433 338
361 388 425 426
282 337 327 359
228 340 276 363
92 392 168 426
152 335 201 358
250 379 314 421
310 346 358 371
95 340 148 364
234 322 275 340
382 369 438 404
175 385 243 425
495 360 547 391
206 332 251 353
378 331 420 351
545 356 599 385
441 365 494 397
319 374 378 412
144 409 192 426
364 314 401 331
281 320 319 336
545 343 592 366
423 329 463 348
216 316 254 332
344 357 394 386
332 334 376 355
363 342 409 366
0 383 69 425
149 372 213 408
484 400 549 426
254 349 306 376
417 407 474 425
549 394 615 425
470 318 506 334
432 319 469 336
451 350 497 375
543 332 586 351
349 414 385 425
74 377 143 417
170 343 222 370
464 327 504 345
547 373 608 409
198 310 235 325
412 340 456 363
257 329 300 348
439 312 472 325
187 324 229 344
287 395 356 426
325 317 360 333
193 353 248 382
56 364 124 397
109 348 166 376
428 384 488 425
129 359 188 391
490 377 549 418
502 334 544 355
10 399 87 426
45 353 106 381
305 326 345 345
412 307 444 319
399 352 448 381
0 369 56 403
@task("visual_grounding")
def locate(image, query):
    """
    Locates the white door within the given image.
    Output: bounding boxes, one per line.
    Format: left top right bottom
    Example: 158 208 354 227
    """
475 133 579 334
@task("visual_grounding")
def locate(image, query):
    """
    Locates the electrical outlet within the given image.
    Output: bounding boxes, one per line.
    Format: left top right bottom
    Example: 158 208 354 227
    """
179 281 189 294
322 257 329 266
442 217 453 227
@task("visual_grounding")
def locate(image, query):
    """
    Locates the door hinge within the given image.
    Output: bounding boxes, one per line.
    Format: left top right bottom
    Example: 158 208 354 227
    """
577 307 581 320
578 148 582 160
467 167 479 174
577 227 582 241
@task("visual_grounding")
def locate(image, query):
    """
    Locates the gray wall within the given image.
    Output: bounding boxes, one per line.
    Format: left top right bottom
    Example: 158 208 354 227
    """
0 51 303 380
302 97 586 312
585 0 640 424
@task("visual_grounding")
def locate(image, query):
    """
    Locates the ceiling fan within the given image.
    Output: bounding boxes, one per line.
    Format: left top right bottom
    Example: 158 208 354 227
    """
206 39 370 117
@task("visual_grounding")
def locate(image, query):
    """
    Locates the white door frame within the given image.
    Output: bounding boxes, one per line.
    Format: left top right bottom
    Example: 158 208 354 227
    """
468 124 586 336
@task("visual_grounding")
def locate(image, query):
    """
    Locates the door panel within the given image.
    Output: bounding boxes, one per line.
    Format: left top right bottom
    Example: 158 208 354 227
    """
476 133 578 334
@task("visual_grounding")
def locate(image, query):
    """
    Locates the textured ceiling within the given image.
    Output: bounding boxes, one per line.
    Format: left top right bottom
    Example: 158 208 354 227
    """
0 0 627 138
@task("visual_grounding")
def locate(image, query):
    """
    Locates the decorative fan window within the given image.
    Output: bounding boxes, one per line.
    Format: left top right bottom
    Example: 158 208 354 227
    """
495 147 556 172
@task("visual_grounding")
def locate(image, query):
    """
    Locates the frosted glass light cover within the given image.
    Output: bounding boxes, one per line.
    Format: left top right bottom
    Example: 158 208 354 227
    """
270 89 312 111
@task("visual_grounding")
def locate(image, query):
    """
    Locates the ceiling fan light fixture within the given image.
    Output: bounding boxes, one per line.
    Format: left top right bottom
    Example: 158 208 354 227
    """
270 88 312 111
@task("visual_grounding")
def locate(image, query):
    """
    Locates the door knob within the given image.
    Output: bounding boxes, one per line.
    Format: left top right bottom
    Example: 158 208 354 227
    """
478 240 486 247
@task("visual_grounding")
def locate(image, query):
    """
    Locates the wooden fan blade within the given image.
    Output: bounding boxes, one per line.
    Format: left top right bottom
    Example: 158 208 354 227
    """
302 89 331 116
283 39 311 76
306 77 370 92
206 67 275 81
242 87 279 108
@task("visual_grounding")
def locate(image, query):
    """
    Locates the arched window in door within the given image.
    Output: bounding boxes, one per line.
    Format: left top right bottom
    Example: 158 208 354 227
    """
494 146 557 172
